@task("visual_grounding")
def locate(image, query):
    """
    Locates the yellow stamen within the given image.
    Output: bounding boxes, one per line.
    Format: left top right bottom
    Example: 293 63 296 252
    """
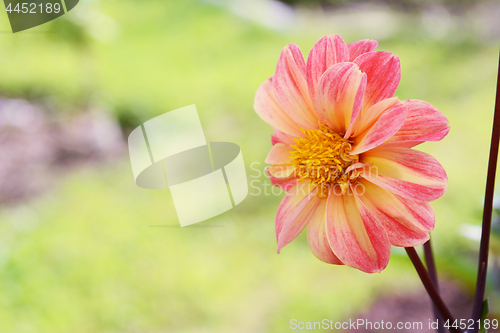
290 125 360 196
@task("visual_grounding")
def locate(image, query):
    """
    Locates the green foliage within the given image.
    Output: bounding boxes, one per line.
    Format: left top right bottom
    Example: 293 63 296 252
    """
480 299 490 333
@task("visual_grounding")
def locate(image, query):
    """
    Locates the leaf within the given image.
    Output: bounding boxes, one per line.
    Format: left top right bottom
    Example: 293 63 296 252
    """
479 298 490 333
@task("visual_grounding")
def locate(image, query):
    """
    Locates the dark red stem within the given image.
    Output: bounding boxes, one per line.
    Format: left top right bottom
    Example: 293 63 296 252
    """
423 239 444 333
405 247 463 333
470 50 500 332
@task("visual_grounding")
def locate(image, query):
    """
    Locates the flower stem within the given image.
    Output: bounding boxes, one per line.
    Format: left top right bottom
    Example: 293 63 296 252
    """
423 239 444 333
405 247 463 333
470 50 500 332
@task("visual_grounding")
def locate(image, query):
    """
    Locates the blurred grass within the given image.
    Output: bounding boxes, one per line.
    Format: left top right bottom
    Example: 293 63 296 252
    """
0 0 499 332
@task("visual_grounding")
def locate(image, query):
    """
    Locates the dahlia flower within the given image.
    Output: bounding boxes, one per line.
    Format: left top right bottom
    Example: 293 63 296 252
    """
254 35 450 273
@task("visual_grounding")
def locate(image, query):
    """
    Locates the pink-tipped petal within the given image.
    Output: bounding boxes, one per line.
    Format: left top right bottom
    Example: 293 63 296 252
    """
355 179 434 247
349 97 400 137
354 51 401 111
350 102 407 154
268 169 298 192
384 141 425 149
314 62 367 133
345 162 368 174
267 164 296 179
276 181 318 252
383 100 450 146
325 189 390 273
273 44 319 129
307 198 344 265
360 147 448 202
306 34 349 103
254 77 304 138
347 39 378 62
265 143 293 165
271 128 296 146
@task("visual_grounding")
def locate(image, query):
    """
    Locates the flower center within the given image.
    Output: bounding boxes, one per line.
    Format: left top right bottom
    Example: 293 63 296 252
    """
290 125 360 195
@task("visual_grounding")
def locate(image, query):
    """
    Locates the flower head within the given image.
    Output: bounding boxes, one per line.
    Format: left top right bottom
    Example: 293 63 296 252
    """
254 35 450 273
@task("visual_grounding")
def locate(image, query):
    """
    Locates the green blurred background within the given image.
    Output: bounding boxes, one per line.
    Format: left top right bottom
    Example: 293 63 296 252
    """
0 0 499 332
